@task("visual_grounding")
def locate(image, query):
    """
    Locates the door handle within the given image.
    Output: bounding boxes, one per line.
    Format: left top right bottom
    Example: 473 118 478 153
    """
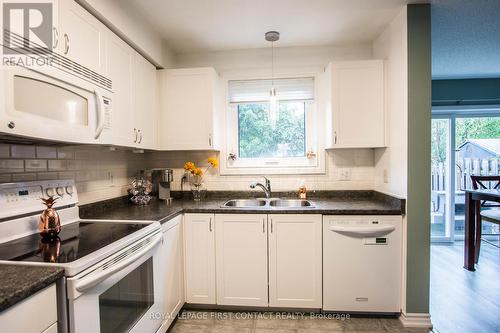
329 225 395 237
63 33 70 54
94 90 105 139
52 27 59 49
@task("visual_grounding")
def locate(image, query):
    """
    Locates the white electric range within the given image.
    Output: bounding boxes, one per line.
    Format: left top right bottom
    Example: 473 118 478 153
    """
0 180 164 333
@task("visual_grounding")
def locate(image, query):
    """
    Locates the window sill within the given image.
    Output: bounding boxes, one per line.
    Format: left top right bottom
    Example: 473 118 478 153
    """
219 164 326 175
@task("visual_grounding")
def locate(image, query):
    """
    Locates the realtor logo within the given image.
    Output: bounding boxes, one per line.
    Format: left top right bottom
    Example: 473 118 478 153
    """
2 1 53 54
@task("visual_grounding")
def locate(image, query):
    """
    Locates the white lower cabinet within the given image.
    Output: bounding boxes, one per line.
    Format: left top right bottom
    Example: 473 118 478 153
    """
183 214 216 304
268 214 323 308
215 214 268 306
213 214 322 309
158 215 185 333
1 284 58 333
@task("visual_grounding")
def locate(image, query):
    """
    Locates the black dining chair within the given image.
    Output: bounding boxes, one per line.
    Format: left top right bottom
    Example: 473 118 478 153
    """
470 175 500 263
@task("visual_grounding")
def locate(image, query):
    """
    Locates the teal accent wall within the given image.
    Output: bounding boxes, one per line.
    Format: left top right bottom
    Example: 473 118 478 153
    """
433 78 500 106
407 4 432 314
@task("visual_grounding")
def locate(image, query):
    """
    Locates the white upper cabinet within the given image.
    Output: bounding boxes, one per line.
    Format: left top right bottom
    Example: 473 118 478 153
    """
215 214 268 307
159 67 221 150
107 32 135 147
107 30 158 149
58 0 107 76
326 60 385 148
134 53 158 149
268 214 323 308
184 214 216 304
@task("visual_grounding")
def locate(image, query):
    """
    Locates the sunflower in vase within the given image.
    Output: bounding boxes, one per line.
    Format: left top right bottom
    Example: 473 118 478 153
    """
183 157 218 201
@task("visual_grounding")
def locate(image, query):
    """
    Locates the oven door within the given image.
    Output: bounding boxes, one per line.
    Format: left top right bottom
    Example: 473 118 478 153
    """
66 230 163 333
0 64 112 144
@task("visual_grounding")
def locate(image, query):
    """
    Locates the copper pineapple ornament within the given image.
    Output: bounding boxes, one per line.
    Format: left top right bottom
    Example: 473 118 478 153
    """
38 197 61 239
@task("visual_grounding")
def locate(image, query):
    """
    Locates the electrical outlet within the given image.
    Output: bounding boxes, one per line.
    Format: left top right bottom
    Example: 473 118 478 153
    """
339 168 351 181
383 169 389 183
108 171 114 186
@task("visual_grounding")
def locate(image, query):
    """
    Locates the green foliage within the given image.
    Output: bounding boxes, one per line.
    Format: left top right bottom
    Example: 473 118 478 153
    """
432 117 500 164
456 118 500 147
431 119 448 163
238 102 306 158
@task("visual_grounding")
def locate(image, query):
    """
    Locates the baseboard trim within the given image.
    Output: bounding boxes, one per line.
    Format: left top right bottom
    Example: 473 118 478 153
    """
399 312 433 328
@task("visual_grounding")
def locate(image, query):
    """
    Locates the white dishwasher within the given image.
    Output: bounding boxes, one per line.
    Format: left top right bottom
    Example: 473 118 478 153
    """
323 215 402 313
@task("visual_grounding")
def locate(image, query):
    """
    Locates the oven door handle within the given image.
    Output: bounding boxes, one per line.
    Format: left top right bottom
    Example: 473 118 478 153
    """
75 233 162 292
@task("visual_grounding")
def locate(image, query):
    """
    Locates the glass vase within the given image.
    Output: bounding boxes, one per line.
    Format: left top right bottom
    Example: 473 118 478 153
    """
191 184 203 201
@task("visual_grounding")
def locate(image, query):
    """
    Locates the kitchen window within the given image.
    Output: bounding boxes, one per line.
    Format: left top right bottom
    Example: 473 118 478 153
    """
224 76 322 174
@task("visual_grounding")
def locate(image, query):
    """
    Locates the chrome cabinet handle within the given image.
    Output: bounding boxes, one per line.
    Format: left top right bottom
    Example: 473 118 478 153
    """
53 27 59 49
208 134 213 147
209 218 213 232
133 128 138 143
64 33 70 54
7 121 15 129
270 219 273 233
138 130 143 144
262 218 265 233
334 131 337 145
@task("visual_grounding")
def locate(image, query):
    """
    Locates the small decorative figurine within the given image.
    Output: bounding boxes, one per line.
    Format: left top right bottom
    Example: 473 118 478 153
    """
38 196 61 239
129 171 153 205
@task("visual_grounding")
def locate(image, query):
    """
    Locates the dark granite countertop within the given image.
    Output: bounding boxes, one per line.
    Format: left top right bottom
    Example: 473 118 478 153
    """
80 191 405 224
0 264 64 312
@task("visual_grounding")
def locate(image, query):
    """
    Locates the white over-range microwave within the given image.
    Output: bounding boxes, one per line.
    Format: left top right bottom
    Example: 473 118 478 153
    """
0 57 113 144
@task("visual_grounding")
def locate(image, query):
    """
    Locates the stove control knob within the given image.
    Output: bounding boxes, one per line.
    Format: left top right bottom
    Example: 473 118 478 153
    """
45 187 55 197
65 186 74 196
56 187 65 196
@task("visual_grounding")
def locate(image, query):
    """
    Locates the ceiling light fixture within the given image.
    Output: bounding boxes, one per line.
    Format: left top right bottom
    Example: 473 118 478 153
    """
265 31 280 126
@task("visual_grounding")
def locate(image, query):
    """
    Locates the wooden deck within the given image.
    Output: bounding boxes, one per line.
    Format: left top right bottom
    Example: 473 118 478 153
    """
431 241 500 333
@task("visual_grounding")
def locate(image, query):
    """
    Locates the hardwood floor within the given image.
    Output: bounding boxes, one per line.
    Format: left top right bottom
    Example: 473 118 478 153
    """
430 241 500 333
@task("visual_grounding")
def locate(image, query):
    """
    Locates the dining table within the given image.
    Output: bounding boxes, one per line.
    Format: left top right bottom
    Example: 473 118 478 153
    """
464 188 500 271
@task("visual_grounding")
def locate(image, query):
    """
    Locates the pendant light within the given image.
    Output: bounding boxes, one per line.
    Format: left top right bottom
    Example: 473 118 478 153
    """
265 31 279 126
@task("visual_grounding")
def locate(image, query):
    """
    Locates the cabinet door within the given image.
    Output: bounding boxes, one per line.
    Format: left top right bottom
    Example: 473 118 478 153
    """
330 60 384 148
1 284 57 333
268 214 322 308
161 216 184 330
107 32 135 146
134 54 158 149
59 0 107 75
184 214 216 304
159 68 216 150
215 214 268 306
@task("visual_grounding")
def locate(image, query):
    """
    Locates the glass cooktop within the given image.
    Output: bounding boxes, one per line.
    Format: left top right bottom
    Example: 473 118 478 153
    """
0 221 149 263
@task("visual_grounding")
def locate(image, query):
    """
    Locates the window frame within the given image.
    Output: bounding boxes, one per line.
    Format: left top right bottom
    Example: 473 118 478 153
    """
220 69 326 175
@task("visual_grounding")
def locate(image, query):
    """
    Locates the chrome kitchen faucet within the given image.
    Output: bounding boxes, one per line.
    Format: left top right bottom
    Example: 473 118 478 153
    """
250 176 272 198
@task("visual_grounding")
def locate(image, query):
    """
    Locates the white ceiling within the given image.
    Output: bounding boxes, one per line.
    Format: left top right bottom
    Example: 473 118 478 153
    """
431 0 500 78
124 0 413 53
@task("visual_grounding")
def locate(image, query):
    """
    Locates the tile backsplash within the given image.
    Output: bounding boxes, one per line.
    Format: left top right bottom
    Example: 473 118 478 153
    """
0 144 144 204
0 143 376 204
146 149 375 192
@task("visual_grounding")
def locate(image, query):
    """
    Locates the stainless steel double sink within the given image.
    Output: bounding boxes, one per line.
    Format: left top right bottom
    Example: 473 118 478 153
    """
221 198 315 209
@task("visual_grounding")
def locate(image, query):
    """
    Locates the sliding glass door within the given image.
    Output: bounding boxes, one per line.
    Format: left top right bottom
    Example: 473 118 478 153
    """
431 108 500 243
